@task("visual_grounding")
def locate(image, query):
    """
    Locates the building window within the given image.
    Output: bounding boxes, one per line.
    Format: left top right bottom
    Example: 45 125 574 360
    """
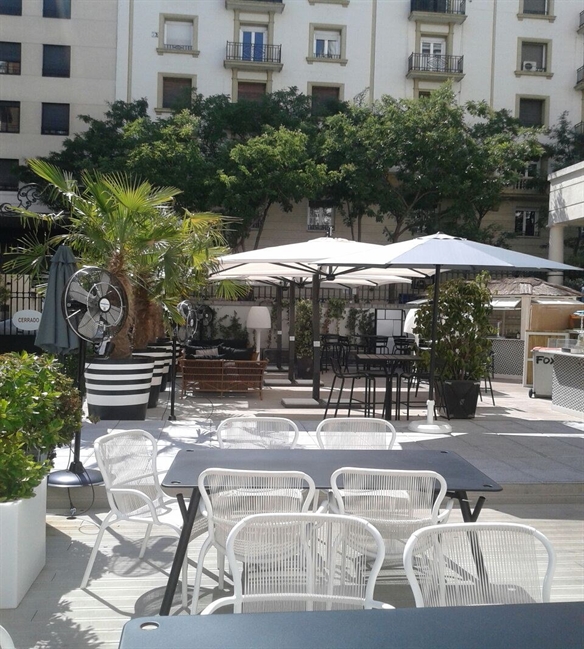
237 81 266 102
0 158 19 190
308 24 347 65
515 208 539 236
239 26 268 62
310 85 341 115
307 202 334 231
520 41 548 72
41 103 70 135
0 42 21 75
0 0 21 15
314 29 341 59
158 15 199 55
43 0 71 19
518 97 546 127
521 0 549 15
162 76 192 109
0 101 20 133
42 45 71 77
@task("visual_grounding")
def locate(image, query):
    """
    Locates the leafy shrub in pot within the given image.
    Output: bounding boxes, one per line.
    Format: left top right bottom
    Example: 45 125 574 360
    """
0 353 82 502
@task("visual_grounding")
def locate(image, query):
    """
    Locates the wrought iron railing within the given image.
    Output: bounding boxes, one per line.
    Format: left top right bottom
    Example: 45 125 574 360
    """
314 51 341 60
226 41 281 64
575 122 584 136
410 0 466 15
408 53 464 74
577 65 584 85
580 10 584 28
162 43 193 52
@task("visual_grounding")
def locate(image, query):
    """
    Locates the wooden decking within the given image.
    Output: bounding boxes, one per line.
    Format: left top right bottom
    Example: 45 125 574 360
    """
0 502 582 649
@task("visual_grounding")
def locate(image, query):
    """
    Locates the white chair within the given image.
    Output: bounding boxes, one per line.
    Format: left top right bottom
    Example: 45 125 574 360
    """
404 522 556 607
81 430 206 607
0 625 15 649
316 417 397 449
330 468 452 562
216 416 300 449
191 469 317 614
201 512 394 614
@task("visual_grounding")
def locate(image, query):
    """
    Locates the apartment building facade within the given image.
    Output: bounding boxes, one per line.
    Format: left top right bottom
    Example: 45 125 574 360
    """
1 0 583 256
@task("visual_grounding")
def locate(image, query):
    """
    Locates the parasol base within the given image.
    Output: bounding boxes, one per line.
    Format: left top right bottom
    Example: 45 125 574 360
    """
407 400 452 434
48 466 104 488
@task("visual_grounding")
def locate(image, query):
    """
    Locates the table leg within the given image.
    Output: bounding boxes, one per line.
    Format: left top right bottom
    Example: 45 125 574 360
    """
453 491 486 522
383 375 393 421
160 488 201 616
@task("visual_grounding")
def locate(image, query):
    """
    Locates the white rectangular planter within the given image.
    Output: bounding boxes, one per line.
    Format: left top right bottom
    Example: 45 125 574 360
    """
0 478 47 609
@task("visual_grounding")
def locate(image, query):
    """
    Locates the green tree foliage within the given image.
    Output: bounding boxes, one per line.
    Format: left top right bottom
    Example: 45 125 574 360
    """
547 112 584 172
218 127 329 249
295 299 313 359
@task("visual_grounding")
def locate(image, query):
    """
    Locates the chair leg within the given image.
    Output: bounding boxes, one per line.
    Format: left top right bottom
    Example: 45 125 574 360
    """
324 375 337 418
348 378 357 416
487 375 495 406
81 511 116 588
181 552 189 609
190 536 213 614
334 377 345 417
139 523 153 558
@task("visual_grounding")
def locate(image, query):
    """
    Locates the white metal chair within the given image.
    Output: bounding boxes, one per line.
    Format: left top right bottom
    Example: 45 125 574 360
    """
201 512 394 614
81 430 206 607
216 416 300 449
191 469 317 614
330 468 452 562
316 417 397 449
403 522 556 607
0 625 15 649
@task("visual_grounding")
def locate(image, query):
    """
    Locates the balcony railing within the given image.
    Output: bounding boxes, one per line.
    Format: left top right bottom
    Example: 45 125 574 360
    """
410 0 465 15
162 42 193 52
408 53 464 74
226 41 281 64
580 10 584 29
577 65 584 85
575 122 584 136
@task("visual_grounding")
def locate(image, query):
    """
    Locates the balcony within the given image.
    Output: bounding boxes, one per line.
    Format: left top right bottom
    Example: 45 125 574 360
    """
576 66 584 91
409 0 466 24
503 176 547 198
579 10 584 34
224 42 283 71
225 0 284 13
407 53 464 81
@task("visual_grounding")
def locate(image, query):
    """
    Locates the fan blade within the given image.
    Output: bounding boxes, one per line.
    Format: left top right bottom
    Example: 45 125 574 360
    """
66 282 92 307
76 311 100 341
102 304 124 327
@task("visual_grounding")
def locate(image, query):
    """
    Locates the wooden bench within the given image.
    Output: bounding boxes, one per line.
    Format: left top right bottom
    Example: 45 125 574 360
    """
179 358 268 399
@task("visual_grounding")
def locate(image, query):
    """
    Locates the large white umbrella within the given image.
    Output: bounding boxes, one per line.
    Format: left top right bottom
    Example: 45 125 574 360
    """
215 238 423 398
317 232 581 432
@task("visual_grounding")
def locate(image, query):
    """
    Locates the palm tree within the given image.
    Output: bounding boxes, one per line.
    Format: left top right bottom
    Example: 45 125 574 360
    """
10 159 232 357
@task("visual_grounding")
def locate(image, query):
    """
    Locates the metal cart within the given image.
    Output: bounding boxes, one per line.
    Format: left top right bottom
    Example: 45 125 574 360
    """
529 347 555 398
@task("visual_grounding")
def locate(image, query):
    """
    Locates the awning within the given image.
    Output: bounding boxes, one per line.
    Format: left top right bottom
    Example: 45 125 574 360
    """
491 298 520 309
533 299 584 305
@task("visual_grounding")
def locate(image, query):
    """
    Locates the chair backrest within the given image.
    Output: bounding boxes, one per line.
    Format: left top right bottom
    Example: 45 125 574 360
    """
403 522 556 607
224 512 386 613
316 418 397 450
216 417 299 449
198 469 317 551
0 625 15 649
330 468 447 559
94 429 162 518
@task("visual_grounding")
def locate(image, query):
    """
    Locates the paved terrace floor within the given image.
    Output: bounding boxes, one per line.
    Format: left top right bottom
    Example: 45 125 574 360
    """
1 373 583 648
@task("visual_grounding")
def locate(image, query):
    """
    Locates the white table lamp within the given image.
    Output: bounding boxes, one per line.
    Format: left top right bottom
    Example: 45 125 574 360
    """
246 306 271 359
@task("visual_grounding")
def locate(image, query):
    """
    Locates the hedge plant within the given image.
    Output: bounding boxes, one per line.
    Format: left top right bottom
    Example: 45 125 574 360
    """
0 353 82 502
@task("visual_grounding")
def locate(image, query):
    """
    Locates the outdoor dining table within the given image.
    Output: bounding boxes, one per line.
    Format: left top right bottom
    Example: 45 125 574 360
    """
120 602 584 648
159 447 502 615
356 353 422 419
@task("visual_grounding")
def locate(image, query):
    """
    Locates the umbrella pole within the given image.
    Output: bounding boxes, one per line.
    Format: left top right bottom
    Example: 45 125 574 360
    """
408 265 452 434
311 272 321 402
276 285 283 370
169 330 178 421
288 283 296 383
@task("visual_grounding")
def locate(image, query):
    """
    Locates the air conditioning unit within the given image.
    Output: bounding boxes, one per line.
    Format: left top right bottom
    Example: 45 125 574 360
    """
522 61 538 71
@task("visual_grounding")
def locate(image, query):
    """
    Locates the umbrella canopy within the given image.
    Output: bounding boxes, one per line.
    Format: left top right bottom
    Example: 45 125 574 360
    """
317 233 581 432
35 245 79 355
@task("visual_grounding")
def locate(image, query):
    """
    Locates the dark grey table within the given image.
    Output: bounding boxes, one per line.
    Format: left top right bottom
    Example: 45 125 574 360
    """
120 602 584 649
159 448 501 615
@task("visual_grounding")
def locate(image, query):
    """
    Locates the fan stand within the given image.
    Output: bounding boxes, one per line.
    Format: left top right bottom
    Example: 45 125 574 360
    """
168 329 179 421
48 340 104 498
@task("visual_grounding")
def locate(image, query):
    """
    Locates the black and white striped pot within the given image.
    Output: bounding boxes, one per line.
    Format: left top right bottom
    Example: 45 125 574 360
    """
133 350 167 407
146 342 173 392
84 358 154 421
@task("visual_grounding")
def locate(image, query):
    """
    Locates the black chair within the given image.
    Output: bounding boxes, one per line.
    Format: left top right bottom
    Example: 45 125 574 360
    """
320 334 340 372
479 352 496 406
324 356 374 418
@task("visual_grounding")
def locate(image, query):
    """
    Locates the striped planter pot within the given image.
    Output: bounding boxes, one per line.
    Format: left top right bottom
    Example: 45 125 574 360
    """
84 358 154 421
147 342 174 392
133 350 167 408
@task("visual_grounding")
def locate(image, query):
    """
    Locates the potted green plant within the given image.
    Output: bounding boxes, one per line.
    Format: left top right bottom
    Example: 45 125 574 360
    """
295 299 313 379
10 160 234 418
0 352 82 608
414 272 494 419
323 298 346 335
